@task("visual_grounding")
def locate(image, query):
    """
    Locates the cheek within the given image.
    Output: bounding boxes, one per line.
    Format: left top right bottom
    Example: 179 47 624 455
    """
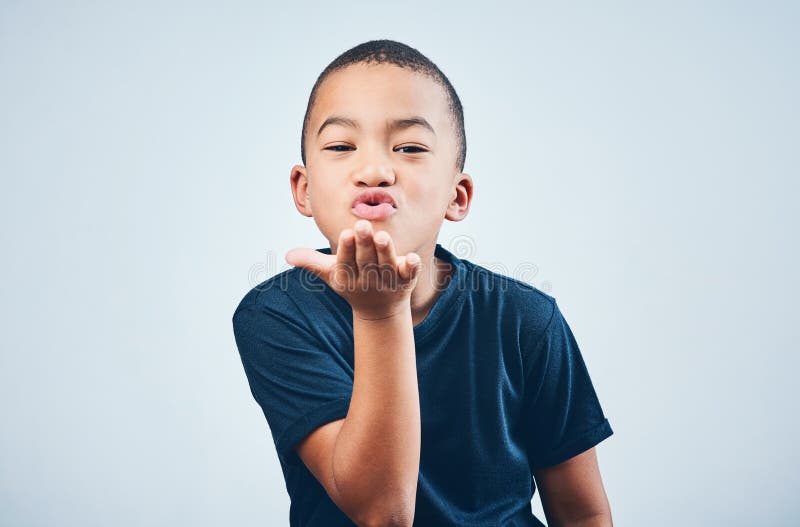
308 177 338 202
406 180 449 206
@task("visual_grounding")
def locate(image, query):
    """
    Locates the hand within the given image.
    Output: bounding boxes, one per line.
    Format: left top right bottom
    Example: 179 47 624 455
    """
285 219 421 320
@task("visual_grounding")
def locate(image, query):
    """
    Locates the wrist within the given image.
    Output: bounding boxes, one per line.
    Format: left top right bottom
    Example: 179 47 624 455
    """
352 301 411 323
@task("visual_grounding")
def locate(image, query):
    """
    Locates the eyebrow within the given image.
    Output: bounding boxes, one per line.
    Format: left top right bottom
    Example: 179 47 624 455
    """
316 115 436 138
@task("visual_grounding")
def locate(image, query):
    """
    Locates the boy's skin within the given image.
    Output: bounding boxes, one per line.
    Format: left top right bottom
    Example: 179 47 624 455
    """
284 62 612 527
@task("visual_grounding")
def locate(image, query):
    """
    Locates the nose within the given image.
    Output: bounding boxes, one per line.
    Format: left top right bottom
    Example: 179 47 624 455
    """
352 161 396 187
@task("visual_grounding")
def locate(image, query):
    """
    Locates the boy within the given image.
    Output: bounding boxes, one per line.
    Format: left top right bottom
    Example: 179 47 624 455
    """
232 39 613 527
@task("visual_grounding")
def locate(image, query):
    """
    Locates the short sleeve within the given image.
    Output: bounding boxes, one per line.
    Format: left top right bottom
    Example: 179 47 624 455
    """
232 298 353 467
521 300 613 470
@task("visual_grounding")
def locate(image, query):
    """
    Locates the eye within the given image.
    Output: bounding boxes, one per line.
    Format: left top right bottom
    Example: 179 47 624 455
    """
324 144 355 152
395 145 428 154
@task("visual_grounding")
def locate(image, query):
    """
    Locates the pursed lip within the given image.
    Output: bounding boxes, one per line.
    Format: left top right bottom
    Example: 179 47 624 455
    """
351 189 398 209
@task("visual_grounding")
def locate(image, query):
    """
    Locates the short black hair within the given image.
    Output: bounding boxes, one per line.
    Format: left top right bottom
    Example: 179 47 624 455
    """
300 39 466 173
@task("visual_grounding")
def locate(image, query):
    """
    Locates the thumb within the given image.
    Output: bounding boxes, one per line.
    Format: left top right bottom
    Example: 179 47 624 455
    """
285 248 334 280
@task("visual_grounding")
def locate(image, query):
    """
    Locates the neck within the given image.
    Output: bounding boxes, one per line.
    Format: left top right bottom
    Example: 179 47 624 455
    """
408 244 454 328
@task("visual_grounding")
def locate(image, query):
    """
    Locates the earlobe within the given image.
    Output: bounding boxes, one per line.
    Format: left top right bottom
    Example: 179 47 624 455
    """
290 164 313 217
445 172 474 222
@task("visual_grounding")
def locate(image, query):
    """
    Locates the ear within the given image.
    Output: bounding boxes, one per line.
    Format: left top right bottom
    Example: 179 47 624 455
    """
290 164 313 217
445 172 474 222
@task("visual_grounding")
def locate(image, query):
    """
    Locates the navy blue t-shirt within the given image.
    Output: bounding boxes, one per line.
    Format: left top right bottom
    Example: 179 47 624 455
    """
232 243 613 526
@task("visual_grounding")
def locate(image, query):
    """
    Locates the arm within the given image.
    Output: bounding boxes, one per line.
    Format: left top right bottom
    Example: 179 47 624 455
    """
289 222 421 527
343 307 420 526
533 447 612 527
296 307 419 527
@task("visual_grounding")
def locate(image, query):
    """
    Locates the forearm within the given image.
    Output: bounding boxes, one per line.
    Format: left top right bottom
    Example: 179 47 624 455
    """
547 512 613 527
332 302 420 526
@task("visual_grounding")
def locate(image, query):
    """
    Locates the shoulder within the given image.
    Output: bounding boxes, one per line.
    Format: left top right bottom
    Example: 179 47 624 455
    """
231 266 343 356
232 265 324 322
461 258 557 338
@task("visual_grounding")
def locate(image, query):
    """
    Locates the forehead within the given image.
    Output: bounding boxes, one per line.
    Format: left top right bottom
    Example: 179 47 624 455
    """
311 63 451 135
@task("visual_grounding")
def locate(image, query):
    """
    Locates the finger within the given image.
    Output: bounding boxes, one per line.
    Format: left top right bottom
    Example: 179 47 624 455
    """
398 252 420 282
407 253 421 282
285 248 335 280
336 228 356 265
374 230 398 290
354 220 377 279
410 253 421 280
373 230 397 268
333 229 356 290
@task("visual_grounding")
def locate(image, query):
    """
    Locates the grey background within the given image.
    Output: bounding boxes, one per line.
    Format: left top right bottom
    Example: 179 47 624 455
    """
2 1 797 525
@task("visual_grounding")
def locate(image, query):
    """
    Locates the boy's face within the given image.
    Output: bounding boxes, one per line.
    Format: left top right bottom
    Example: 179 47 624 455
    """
290 63 472 256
